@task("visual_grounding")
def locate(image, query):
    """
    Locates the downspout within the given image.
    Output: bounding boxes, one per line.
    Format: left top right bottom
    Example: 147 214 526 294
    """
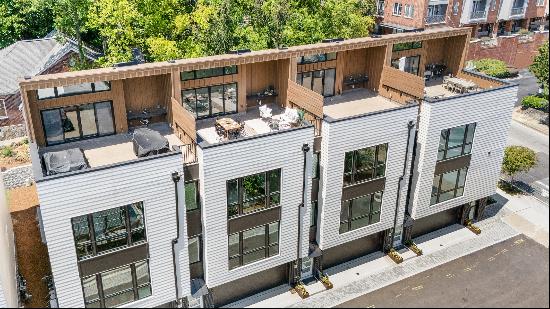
294 144 310 284
171 171 186 307
390 120 416 249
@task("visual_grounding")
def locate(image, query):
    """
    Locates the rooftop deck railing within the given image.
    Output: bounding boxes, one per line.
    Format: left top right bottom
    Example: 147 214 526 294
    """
510 7 525 16
470 10 487 19
425 15 446 24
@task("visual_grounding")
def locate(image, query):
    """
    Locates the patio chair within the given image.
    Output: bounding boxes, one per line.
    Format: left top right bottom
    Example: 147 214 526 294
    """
259 105 272 121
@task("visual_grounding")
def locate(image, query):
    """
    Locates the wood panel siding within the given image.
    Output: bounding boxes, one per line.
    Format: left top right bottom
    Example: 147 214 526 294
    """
409 85 517 220
379 66 425 101
123 75 171 114
286 80 324 118
237 64 247 113
36 154 190 308
456 71 504 89
443 35 470 75
318 105 418 250
19 27 472 92
277 58 292 107
340 46 387 92
27 79 127 146
245 61 280 108
171 97 196 142
392 47 428 78
197 126 314 288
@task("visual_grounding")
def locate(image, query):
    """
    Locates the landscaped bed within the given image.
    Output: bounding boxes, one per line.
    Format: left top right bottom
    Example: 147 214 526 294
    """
0 139 31 170
8 185 51 308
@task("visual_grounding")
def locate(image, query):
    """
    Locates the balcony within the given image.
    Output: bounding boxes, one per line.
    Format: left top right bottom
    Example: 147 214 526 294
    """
470 10 487 19
425 15 446 24
510 7 525 16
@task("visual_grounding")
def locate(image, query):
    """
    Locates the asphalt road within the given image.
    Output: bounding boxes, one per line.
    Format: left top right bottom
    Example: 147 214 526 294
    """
338 235 549 308
512 69 541 107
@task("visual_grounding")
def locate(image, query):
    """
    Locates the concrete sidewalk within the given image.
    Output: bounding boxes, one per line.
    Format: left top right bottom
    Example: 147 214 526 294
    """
225 189 549 308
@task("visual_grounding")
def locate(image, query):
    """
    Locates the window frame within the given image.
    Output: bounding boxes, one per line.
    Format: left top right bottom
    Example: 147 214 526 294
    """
226 169 282 218
296 68 336 97
181 83 238 119
431 168 469 205
37 82 111 100
188 235 202 265
180 66 238 81
40 101 116 146
391 55 421 75
437 123 476 161
71 202 147 261
393 2 403 15
228 221 280 270
339 191 383 234
81 259 152 308
343 143 388 186
296 53 337 65
185 181 200 212
392 41 423 52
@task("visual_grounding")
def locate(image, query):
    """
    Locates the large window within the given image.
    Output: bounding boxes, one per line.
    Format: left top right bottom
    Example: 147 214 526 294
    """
72 202 146 260
391 55 421 75
431 168 468 205
343 144 388 186
296 53 336 65
185 181 200 212
437 123 476 161
296 68 336 97
82 259 152 308
41 101 115 145
182 83 237 119
37 81 111 100
340 192 383 233
404 4 415 17
227 169 281 218
393 3 403 15
392 41 422 51
228 222 279 270
180 66 237 81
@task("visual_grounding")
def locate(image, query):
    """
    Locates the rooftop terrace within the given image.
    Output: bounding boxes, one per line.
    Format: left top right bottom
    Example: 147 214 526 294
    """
323 89 402 120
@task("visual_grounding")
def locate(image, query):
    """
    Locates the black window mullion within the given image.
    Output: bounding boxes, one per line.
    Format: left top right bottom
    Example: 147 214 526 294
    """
125 205 132 246
238 179 244 216
444 129 450 159
91 83 96 92
265 225 269 258
97 274 105 308
89 214 97 256
347 200 353 231
437 172 444 204
130 264 139 301
239 233 244 266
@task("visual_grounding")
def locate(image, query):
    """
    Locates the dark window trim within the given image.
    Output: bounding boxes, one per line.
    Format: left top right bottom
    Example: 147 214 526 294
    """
37 82 112 100
296 68 336 97
310 201 318 228
180 65 238 81
297 52 337 65
437 123 476 162
226 169 281 219
181 83 239 119
392 41 423 52
71 202 147 261
339 191 383 234
431 167 468 205
40 100 116 146
228 221 280 270
82 259 152 308
343 143 388 187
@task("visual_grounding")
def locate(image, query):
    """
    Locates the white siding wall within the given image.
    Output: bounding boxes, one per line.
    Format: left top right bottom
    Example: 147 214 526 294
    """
0 178 18 308
318 106 419 250
409 86 517 220
198 127 314 288
36 154 190 308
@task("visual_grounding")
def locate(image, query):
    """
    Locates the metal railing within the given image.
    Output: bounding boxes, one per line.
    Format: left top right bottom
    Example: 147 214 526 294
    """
470 10 487 19
181 142 197 164
510 7 525 15
425 15 445 24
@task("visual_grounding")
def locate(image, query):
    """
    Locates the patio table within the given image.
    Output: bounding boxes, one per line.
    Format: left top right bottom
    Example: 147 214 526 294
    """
215 118 243 139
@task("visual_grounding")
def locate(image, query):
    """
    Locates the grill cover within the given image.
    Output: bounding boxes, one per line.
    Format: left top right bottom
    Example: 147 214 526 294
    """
132 128 170 157
43 148 89 175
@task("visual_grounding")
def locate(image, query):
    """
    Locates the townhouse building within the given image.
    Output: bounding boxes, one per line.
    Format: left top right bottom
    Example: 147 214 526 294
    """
18 27 517 308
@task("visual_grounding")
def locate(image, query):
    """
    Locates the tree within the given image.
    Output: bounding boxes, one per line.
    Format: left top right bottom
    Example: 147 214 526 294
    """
502 146 537 182
50 0 92 66
529 41 549 99
0 0 54 48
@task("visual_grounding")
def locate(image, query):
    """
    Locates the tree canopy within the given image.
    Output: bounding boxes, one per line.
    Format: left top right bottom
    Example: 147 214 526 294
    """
501 146 537 181
0 0 376 67
530 41 549 98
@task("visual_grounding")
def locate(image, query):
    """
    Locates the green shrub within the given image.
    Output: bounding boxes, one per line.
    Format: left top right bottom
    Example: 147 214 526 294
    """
22 137 29 144
473 58 512 79
1 146 14 157
522 95 549 110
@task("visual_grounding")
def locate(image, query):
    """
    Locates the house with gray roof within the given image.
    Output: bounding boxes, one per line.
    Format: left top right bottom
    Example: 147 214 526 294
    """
0 35 100 130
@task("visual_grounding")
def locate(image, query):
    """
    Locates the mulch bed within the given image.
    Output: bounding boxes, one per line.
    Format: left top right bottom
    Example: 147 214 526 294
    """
8 185 51 308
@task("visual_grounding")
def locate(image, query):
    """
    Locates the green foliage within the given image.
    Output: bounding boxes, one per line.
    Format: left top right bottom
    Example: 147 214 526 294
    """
0 0 55 48
530 41 549 98
521 95 549 110
473 58 513 79
22 137 29 144
502 146 537 181
0 146 14 158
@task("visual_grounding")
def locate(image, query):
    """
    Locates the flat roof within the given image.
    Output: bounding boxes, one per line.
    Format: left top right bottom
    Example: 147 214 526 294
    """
323 89 402 119
19 27 471 91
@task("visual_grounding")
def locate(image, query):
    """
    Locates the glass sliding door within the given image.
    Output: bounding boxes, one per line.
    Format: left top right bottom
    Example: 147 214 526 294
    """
95 102 115 136
210 85 224 116
196 88 210 118
312 71 324 94
80 104 98 137
324 68 336 96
